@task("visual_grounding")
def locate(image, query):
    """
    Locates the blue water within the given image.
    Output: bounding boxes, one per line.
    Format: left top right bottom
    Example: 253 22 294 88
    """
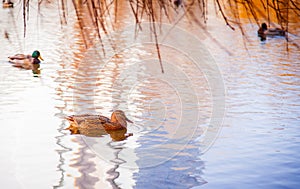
0 1 299 189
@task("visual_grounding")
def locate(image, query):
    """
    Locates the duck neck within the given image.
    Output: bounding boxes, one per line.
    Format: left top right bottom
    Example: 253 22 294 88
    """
111 114 127 128
32 58 40 64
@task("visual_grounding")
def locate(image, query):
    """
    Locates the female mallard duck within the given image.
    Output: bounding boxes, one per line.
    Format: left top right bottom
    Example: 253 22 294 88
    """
258 23 285 40
66 110 133 140
8 50 43 71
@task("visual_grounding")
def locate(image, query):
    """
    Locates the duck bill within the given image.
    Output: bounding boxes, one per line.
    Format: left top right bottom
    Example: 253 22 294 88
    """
38 55 44 61
126 117 133 123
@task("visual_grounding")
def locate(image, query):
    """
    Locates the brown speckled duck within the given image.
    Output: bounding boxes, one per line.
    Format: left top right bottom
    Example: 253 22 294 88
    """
65 110 133 140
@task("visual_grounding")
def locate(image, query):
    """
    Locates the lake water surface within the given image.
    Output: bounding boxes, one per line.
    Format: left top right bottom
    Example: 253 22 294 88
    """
0 1 299 189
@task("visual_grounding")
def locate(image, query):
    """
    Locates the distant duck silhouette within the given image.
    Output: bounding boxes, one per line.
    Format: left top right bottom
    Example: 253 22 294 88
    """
174 0 182 7
258 23 285 40
2 0 13 8
66 110 133 141
8 50 43 76
4 30 9 39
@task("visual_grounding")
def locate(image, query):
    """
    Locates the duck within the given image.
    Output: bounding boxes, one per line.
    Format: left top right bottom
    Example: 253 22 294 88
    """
8 50 43 74
65 110 133 140
258 23 285 40
174 0 182 7
2 0 13 8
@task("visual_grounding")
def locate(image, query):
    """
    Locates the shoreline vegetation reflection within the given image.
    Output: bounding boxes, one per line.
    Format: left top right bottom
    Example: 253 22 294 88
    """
17 0 300 62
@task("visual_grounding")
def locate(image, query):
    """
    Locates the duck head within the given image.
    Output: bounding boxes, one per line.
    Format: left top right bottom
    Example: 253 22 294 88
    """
32 50 43 61
110 110 133 128
261 23 268 31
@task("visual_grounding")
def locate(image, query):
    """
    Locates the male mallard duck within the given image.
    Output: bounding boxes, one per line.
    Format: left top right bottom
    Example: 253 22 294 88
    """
66 110 133 140
2 0 13 8
8 50 43 70
258 23 285 40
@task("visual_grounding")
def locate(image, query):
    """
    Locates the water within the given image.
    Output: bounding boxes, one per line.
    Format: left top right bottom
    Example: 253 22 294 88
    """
0 1 299 189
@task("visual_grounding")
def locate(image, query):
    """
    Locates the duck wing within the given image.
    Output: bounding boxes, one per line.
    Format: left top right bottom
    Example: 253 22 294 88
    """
66 114 96 125
66 114 111 128
99 115 111 124
8 54 29 60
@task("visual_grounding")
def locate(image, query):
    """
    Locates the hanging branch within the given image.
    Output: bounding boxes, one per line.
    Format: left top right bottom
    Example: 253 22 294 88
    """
23 0 27 37
215 0 235 30
285 0 289 45
21 0 300 61
60 0 67 25
147 0 164 73
72 0 88 48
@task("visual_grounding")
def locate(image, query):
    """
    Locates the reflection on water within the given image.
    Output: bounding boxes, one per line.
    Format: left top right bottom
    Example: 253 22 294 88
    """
67 124 133 141
199 17 300 188
0 1 299 189
134 143 206 189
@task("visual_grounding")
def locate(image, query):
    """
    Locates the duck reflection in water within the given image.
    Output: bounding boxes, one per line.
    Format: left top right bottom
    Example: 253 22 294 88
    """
66 110 133 141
